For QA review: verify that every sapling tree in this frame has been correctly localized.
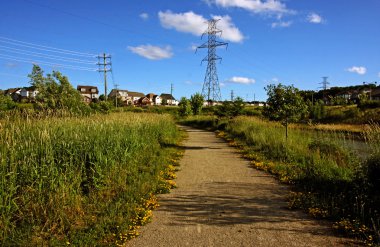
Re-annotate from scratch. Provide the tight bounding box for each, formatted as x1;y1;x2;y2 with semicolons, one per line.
263;83;308;139
29;64;84;111
190;93;204;115
178;97;192;117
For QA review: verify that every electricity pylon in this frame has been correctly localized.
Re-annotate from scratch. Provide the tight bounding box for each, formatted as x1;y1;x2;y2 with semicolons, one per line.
197;19;228;103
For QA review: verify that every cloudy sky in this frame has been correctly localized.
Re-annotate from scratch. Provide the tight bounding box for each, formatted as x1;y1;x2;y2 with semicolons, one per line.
0;0;379;101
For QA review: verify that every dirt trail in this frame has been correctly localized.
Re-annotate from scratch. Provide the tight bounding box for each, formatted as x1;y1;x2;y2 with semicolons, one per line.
128;126;356;247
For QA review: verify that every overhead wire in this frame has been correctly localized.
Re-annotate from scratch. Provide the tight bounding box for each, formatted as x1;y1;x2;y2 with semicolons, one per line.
0;45;97;65
0;36;97;57
0;54;97;71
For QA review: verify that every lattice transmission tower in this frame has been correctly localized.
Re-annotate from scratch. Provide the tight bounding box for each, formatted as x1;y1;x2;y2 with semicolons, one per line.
320;76;330;90
196;19;228;102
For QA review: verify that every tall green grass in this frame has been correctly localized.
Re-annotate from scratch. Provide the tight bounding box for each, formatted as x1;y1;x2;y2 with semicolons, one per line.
0;112;181;245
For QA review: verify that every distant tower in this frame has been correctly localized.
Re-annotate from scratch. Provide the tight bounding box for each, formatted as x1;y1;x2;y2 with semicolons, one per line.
320;76;330;90
231;90;234;101
320;76;330;104
197;19;228;103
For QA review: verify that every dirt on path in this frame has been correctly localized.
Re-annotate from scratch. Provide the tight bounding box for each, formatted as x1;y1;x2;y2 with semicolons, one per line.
128;126;357;247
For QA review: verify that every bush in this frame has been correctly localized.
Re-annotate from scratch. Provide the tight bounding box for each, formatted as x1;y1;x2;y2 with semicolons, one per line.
359;100;380;110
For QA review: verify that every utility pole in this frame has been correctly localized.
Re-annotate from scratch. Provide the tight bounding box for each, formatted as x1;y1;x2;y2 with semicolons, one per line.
171;83;174;96
196;19;228;104
97;53;112;101
231;90;234;101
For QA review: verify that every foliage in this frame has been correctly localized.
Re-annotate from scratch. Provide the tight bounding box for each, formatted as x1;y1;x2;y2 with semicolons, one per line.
215;97;245;118
28;64;86;112
178;97;192;117
263;83;308;138
0;94;16;111
0;112;182;246
358;100;380;110
190;93;204;115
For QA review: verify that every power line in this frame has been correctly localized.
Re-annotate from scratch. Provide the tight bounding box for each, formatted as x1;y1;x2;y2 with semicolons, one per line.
196;19;228;103
0;36;97;57
0;54;97;71
0;46;97;65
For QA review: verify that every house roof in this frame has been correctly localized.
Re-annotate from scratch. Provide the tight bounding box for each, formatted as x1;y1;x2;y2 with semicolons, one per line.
137;96;150;103
109;89;128;97
4;88;21;95
128;91;145;98
21;86;37;92
160;93;176;100
77;85;99;94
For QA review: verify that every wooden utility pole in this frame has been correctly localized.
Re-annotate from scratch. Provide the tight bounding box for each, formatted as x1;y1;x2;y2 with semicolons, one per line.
97;53;112;101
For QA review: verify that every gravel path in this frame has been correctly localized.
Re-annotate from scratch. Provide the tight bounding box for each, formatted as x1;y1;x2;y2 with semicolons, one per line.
128;126;357;247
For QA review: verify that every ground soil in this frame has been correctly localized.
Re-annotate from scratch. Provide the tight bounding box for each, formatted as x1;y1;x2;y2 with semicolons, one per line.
128;126;359;247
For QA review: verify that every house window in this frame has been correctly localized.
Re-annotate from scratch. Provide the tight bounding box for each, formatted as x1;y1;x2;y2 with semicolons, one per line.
91;88;96;92
81;88;86;92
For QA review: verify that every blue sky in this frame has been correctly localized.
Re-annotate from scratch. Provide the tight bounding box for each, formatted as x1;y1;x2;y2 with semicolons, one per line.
0;0;379;101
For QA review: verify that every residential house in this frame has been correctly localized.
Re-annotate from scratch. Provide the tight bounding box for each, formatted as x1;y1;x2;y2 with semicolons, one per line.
372;88;380;101
109;89;129;101
146;93;162;105
136;96;151;106
4;88;22;101
20;86;38;101
127;91;145;105
160;93;179;106
77;85;99;103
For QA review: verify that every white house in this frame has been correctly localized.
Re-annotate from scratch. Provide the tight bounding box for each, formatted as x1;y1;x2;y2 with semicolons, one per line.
20;87;38;99
146;93;162;105
77;85;99;103
109;89;129;101
160;94;179;106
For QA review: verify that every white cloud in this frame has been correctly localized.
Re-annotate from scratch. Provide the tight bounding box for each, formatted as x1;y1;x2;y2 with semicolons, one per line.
227;76;256;84
189;44;198;51
158;11;244;43
264;77;280;84
271;21;292;28
347;66;367;75
5;62;19;68
206;0;294;16
307;13;323;24
211;15;245;42
127;45;173;60
139;13;149;20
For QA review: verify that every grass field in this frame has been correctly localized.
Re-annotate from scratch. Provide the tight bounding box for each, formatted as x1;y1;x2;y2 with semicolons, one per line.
0;112;182;246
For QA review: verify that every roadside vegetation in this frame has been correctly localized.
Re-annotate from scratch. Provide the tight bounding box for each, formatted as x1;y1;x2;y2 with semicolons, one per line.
0;66;185;246
0;112;182;246
179;84;380;245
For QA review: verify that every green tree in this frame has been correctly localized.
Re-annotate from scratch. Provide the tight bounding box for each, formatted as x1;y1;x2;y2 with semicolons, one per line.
178;97;192;117
0;95;16;111
190;93;204;115
28;64;85;111
263;83;308;139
